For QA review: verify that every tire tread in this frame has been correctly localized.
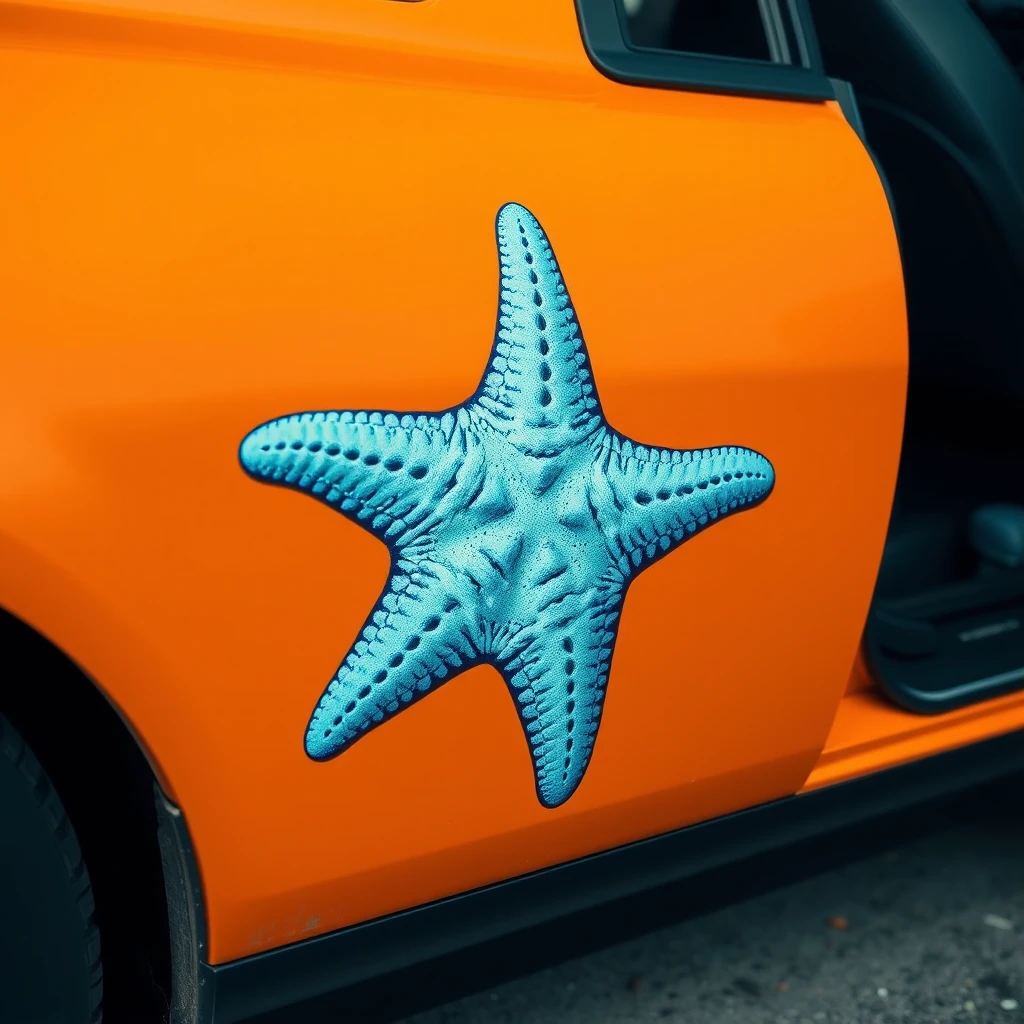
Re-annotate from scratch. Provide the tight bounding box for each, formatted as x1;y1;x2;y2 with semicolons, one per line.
0;714;104;1022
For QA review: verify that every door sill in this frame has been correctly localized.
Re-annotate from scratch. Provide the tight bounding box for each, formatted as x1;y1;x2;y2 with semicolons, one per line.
803;687;1024;791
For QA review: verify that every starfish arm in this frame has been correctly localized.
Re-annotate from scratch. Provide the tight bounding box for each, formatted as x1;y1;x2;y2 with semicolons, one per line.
239;409;460;544
598;437;775;577
472;203;603;455
499;577;625;808
305;562;480;759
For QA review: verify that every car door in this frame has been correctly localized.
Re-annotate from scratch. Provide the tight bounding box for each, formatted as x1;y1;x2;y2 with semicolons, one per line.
0;0;906;965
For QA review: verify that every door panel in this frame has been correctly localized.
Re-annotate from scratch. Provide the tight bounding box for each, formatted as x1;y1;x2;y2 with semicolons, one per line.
0;0;906;961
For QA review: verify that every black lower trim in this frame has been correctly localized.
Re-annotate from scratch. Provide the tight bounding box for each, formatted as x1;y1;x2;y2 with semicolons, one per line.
200;729;1024;1024
156;788;212;1024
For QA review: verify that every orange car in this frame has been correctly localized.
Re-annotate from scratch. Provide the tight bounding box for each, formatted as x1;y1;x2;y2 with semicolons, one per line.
2;0;1023;1021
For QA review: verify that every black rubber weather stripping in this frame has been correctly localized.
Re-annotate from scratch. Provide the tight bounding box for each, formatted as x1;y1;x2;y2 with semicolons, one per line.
573;0;835;101
200;728;1024;1024
156;787;213;1024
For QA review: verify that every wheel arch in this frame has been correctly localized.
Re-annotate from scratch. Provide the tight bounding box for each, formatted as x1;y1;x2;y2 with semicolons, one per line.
0;537;206;1021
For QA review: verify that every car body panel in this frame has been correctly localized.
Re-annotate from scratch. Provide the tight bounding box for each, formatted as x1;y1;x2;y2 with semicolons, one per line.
803;687;1024;791
0;0;907;962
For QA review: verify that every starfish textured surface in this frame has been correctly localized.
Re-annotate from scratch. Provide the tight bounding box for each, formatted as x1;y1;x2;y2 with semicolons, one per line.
239;203;775;808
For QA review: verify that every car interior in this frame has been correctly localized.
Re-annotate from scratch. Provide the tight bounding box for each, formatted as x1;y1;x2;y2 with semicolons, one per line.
622;0;1024;714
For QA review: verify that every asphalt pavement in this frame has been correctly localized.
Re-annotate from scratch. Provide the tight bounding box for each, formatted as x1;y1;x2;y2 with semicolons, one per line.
394;780;1024;1024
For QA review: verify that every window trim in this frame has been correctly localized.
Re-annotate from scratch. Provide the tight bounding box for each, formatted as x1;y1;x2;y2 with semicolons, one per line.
574;0;835;103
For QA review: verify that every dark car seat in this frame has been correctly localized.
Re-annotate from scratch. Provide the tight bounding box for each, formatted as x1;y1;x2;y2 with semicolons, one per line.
810;0;1024;402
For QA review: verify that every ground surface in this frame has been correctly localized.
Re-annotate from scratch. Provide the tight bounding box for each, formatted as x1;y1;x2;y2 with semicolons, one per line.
397;800;1023;1024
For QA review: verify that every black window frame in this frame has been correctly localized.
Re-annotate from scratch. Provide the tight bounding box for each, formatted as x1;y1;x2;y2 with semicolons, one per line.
574;0;835;102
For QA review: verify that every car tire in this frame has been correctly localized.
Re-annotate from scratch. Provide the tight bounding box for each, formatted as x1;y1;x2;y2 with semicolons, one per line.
0;713;103;1023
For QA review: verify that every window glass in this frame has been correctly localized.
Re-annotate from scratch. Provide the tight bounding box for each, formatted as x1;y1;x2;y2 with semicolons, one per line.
620;0;776;63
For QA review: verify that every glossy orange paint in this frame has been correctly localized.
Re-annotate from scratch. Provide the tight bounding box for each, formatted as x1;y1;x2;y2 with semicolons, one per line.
1;0;907;962
844;648;875;696
804;687;1024;792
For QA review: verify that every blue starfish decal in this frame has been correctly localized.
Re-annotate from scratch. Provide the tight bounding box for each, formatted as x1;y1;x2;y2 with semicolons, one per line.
239;203;774;808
